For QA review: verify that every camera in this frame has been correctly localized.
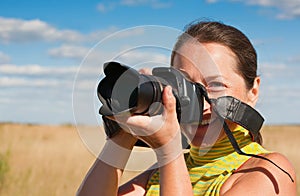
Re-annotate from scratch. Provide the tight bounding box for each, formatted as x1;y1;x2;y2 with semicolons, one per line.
97;61;209;124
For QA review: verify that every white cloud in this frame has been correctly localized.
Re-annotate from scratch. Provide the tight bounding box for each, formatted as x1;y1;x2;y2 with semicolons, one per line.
47;44;114;69
0;17;85;43
287;54;300;63
116;50;169;65
0;63;100;93
206;0;218;3
0;17;132;44
259;62;287;78
0;98;13;104
0;76;62;87
47;27;145;60
259;61;300;80
120;0;172;8
206;0;300;19
48;45;90;60
97;0;172;13
86;27;120;41
97;2;118;12
0;64;77;76
47;41;168;68
247;0;300;19
0;51;11;64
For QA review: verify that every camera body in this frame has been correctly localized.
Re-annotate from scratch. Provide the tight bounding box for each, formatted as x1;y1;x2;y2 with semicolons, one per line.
97;61;207;124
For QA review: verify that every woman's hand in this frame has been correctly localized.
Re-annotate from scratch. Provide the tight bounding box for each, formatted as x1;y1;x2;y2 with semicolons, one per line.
114;85;181;149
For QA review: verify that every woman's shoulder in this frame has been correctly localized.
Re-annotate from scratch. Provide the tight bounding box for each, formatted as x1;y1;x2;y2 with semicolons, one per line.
220;152;297;196
241;152;296;186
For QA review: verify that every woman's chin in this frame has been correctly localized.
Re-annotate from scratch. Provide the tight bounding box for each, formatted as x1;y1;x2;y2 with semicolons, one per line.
189;119;224;147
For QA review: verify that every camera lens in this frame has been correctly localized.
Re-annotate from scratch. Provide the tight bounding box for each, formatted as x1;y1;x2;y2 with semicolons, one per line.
97;62;164;116
135;75;164;115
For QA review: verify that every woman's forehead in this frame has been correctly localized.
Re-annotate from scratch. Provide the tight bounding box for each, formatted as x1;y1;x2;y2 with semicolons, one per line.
172;42;238;81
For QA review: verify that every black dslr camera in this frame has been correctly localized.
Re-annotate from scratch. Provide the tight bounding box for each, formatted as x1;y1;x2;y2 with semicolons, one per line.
97;61;209;125
97;61;264;139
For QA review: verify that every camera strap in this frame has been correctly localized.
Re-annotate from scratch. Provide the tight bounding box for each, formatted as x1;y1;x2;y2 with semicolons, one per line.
210;96;263;140
211;96;294;182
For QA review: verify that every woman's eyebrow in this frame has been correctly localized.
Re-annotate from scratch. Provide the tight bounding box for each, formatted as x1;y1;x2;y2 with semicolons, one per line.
204;75;224;81
178;68;224;81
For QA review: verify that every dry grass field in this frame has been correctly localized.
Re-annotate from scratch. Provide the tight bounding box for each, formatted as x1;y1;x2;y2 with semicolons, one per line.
0;123;299;195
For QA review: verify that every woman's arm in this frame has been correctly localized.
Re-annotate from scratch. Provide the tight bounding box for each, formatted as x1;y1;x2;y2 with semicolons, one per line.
77;158;122;196
118;169;155;196
159;153;193;195
77;131;137;196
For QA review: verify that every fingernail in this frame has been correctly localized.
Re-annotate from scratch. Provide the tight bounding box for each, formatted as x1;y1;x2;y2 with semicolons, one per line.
167;86;172;96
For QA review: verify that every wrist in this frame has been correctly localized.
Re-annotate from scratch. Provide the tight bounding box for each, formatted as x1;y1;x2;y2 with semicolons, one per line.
98;138;134;169
111;130;137;149
153;129;183;167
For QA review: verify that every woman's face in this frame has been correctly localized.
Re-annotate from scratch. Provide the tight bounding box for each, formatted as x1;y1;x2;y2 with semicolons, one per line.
172;42;260;146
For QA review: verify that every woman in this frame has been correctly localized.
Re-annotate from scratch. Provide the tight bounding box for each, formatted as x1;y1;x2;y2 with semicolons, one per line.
77;21;296;195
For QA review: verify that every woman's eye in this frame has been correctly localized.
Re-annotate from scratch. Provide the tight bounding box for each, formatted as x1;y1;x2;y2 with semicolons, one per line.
207;82;226;91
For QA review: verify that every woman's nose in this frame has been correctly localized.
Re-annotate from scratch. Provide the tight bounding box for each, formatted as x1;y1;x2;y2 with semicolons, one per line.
203;98;211;111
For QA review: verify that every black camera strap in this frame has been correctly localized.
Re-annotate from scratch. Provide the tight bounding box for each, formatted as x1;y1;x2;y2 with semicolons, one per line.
211;96;263;140
210;96;294;182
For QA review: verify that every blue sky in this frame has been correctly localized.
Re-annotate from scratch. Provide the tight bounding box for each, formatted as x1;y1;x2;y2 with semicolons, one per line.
0;0;300;125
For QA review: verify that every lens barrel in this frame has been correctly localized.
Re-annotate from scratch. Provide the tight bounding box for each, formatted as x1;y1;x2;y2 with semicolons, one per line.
97;62;164;116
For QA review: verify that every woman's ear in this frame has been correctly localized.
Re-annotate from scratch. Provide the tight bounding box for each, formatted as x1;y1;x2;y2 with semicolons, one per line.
247;77;260;107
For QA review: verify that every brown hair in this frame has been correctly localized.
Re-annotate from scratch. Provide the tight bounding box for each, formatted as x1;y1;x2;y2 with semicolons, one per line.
171;20;262;144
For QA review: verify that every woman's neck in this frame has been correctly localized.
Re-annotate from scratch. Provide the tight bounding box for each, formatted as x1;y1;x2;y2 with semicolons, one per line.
188;125;252;166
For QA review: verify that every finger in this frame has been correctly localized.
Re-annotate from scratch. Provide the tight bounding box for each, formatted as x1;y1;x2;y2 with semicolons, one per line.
126;115;151;128
125;114;167;137
139;67;152;75
162;85;176;114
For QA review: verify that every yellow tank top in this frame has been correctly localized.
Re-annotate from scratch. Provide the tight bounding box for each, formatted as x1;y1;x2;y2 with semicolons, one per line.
146;126;269;196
